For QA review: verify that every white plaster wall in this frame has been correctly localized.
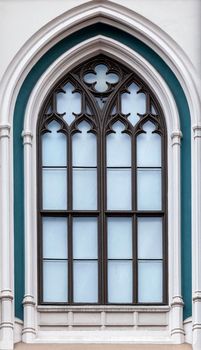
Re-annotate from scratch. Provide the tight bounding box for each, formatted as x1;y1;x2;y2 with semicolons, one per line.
0;0;200;81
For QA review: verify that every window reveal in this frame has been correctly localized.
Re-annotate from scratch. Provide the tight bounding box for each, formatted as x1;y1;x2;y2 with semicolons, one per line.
37;55;167;305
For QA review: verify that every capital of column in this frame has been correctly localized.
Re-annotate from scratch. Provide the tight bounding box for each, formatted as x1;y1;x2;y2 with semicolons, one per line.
0;289;13;301
171;295;184;308
22;294;35;306
193;125;201;139
171;131;182;146
0;123;11;139
193;291;201;303
22;130;33;146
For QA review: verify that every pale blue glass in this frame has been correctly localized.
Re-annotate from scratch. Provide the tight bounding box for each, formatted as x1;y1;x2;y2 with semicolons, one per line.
137;169;161;210
107;169;131;210
73;168;97;210
42;168;67;210
138;261;163;302
107;217;132;259
43;261;67;302
57;82;81;124
84;64;119;93
73;217;98;259
121;83;146;126
42;120;67;166
107;121;131;167
137;121;161;167
108;261;132;303
138;217;162;259
72;120;97;166
43;217;67;259
73;261;98;302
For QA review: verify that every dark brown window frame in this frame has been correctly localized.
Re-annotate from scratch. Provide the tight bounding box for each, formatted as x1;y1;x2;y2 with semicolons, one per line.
37;54;168;306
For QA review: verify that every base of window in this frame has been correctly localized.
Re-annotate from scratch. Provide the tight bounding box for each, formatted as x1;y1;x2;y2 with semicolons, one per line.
14;307;192;346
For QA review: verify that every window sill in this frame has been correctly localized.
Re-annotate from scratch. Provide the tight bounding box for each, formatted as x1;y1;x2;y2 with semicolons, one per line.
37;304;170;313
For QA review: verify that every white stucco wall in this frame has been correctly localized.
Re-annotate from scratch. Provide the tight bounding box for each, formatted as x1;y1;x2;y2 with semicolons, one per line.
0;0;200;81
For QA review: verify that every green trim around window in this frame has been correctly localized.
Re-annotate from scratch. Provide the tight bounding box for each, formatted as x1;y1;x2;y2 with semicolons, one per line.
14;23;191;320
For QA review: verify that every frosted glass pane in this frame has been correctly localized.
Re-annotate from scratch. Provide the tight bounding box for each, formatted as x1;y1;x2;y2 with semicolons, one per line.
42;121;67;166
107;169;131;210
73;168;97;210
73;261;98;302
43;217;67;259
138;217;162;259
137;121;161;167
107;121;131;166
43;261;67;302
108;261;132;303
138;261;163;302
108;217;132;259
137;169;161;210
73;217;98;259
57;82;81;124
121;83;146;126
72;121;97;166
42;168;67;210
151;104;157;114
84;64;119;93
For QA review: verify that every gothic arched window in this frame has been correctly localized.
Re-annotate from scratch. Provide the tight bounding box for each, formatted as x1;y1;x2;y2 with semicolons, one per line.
37;55;167;305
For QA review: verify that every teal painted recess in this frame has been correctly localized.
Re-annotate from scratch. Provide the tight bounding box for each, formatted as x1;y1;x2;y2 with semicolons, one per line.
14;23;191;321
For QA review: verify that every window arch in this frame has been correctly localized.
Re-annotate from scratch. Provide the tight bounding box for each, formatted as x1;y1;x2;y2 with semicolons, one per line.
37;54;167;305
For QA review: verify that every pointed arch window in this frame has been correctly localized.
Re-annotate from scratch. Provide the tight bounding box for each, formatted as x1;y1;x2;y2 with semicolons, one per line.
38;55;167;305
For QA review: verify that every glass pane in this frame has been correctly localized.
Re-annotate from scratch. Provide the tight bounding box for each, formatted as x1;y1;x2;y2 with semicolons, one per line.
72;121;97;166
56;82;81;124
108;261;132;303
138;261;163;303
151;104;157;114
107;169;131;210
73;261;98;302
107;121;131;167
84;64;119;93
73;217;98;259
107;217;132;259
73;168;97;210
43;217;67;259
42;121;67;166
43;261;67;302
137;121;161;167
138;217;162;259
121;83;146;126
42;168;67;210
137;169;161;210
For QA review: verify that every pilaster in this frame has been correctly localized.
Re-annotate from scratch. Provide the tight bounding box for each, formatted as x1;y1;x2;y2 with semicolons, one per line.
192;126;201;350
170;131;184;343
0;124;14;349
21;131;36;342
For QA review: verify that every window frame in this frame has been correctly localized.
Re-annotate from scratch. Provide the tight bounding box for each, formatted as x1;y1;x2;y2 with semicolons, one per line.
37;55;168;306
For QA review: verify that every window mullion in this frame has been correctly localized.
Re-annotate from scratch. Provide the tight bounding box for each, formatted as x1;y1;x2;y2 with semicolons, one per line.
101;126;107;304
133;133;137;304
68;132;73;304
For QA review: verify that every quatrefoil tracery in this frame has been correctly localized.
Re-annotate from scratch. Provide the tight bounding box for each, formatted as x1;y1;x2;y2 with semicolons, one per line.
40;56;162;134
84;64;119;93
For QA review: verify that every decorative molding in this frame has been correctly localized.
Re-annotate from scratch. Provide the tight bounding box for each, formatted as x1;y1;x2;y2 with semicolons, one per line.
22;131;33;146
0;0;200;127
171;296;184;308
0;123;11;138
171;131;183;146
22;36;183;344
0;0;199;347
193;125;201;139
0;289;14;301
